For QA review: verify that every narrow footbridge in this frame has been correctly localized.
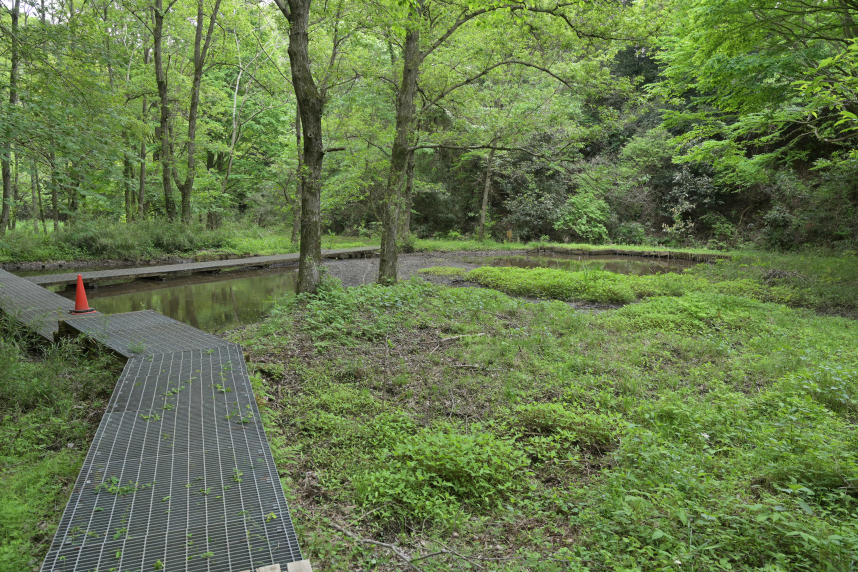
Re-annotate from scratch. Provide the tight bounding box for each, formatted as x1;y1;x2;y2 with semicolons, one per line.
0;267;313;572
28;247;378;288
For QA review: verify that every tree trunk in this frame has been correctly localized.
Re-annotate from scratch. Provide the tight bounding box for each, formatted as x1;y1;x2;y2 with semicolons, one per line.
478;147;495;241
50;153;59;232
152;0;176;221
68;164;79;226
11;150;19;230
35;165;46;233
291;103;302;244
398;148;415;243
139;49;149;220
30;163;38;233
277;0;325;294
175;0;222;223
1;0;20;236
206;210;219;230
124;133;134;222
139;136;147;219
842;1;858;39
378;28;420;284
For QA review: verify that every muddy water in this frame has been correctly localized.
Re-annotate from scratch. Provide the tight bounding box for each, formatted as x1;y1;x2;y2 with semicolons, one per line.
479;253;697;275
54;267;298;333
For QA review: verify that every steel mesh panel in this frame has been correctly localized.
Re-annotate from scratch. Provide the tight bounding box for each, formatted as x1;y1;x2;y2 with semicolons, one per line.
0;268;75;339
41;348;303;572
62;311;234;357
28;246;378;286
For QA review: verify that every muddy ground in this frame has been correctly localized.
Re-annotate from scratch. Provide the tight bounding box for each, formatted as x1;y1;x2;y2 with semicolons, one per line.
324;251;620;312
323;250;521;287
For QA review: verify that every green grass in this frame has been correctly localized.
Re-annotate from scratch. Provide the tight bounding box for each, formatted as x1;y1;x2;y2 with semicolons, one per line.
461;254;857;313
230;269;858;571
0;330;118;571
463;265;822;307
412;238;527;252
696;250;858;312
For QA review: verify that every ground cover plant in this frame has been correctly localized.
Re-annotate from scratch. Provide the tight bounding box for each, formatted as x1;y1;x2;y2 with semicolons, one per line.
0;326;118;571
417;266;469;277
230;254;858;571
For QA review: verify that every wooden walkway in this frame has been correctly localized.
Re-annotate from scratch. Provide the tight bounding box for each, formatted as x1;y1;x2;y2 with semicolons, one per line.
0;268;312;572
28;246;378;288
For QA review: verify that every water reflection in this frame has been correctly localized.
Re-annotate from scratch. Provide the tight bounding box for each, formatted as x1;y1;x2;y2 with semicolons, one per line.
481;254;697;275
55;267;298;333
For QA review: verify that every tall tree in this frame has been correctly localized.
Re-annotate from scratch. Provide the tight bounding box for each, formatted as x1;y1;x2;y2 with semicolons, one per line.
378;25;419;283
375;0;632;283
272;0;324;293
173;0;222;223
1;0;20;235
272;0;356;292
152;0;178;220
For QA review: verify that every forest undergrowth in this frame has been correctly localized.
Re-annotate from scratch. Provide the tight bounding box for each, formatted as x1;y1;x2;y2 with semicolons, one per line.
0;221;371;264
2;251;857;571
0;220;738;265
0;325;119;572
228;251;858;571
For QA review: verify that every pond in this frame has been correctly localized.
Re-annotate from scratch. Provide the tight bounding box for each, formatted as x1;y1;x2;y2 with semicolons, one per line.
10;252;697;335
52;266;297;334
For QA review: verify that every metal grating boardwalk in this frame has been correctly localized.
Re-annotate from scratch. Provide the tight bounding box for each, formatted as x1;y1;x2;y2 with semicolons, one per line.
0;268;311;572
59;311;235;358
0;268;75;339
40;346;304;572
28;247;378;287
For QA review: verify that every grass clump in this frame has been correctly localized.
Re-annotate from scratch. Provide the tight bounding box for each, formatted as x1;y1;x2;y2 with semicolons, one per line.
467;266;637;303
417;266;468;277
509;403;621;454
466;264;837;312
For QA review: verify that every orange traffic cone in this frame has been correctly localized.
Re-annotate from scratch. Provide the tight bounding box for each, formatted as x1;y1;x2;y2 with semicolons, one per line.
69;274;96;314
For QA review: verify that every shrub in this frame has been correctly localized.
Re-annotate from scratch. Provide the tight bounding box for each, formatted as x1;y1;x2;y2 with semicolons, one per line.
612;221;647;245
607;292;784;333
554;192;611;243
